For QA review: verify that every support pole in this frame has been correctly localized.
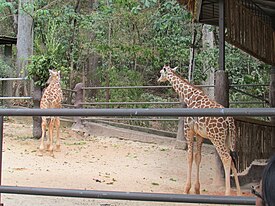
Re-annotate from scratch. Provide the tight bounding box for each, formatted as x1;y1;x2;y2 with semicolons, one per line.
214;0;228;187
0;116;3;206
269;66;275;151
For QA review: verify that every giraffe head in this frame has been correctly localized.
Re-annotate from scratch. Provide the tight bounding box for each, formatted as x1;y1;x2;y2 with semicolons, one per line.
157;65;178;82
46;69;61;84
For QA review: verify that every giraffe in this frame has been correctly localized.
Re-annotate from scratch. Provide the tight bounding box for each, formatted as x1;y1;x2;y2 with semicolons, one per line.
38;69;63;157
158;65;241;196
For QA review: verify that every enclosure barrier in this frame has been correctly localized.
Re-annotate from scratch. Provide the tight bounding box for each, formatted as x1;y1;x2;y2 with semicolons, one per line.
0;108;274;116
0;107;272;205
0;185;255;205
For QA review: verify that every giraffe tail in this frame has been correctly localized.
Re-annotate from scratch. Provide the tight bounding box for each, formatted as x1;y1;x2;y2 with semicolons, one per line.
230;150;238;169
228;118;238;168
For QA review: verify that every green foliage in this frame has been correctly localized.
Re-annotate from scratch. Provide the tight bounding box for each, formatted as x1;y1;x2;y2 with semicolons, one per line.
0;57;13;78
27;54;67;87
95;66;144;104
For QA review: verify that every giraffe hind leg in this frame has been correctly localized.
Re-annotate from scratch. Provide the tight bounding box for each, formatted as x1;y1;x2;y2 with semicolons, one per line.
194;135;203;194
48;118;55;157
55;117;61;152
231;161;241;195
184;129;194;194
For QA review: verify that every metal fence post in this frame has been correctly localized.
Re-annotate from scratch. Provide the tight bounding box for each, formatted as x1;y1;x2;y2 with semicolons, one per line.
0;116;3;206
269;66;275;151
72;83;84;131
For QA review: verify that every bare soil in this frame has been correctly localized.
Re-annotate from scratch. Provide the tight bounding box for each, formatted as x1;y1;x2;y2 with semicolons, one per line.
1;117;252;206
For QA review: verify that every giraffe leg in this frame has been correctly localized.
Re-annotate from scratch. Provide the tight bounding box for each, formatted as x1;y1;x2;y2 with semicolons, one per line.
194;136;203;194
48;118;55;157
55;117;61;152
214;145;232;196
38;118;47;156
231;161;241;195
222;156;232;196
184;129;194;194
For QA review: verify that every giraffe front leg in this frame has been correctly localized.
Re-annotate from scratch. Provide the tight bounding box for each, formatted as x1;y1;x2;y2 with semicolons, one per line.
184;130;194;194
55;117;61;152
38;119;47;156
48;119;55;157
194;136;203;194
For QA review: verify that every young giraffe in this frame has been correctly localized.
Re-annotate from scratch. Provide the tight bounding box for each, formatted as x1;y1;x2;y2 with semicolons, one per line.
38;69;63;157
158;65;241;196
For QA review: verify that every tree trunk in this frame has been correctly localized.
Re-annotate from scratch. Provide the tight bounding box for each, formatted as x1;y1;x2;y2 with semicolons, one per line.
188;24;196;82
16;0;33;96
201;24;215;100
32;84;42;139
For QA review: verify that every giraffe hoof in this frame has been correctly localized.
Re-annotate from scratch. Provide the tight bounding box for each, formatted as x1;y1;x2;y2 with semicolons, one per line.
38;152;43;157
56;145;61;152
195;189;200;194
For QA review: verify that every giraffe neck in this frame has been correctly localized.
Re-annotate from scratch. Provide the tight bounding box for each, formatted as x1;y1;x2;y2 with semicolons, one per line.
48;80;61;89
167;71;204;107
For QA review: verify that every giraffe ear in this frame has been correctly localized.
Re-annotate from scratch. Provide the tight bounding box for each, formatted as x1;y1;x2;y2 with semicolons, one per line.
172;66;178;71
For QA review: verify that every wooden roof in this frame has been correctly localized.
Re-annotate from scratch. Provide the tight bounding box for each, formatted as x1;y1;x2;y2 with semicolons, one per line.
0;36;17;45
178;0;275;65
178;0;275;29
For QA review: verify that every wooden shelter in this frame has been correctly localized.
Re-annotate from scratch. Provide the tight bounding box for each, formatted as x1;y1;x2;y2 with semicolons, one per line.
0;36;17;59
177;0;275;184
178;0;275;65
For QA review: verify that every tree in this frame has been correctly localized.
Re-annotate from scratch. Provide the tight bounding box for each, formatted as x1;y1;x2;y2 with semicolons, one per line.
15;0;33;96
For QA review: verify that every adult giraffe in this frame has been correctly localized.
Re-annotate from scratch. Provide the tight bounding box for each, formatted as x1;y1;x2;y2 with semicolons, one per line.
38;69;63;157
158;65;241;196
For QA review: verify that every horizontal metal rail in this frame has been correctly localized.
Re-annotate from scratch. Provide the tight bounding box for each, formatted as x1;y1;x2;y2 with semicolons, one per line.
80;101;266;106
0;77;27;81
82;84;269;90
83;85;172;89
0;108;275;116
0;185;255;205
0;97;32;100
80;101;181;105
82;117;179;121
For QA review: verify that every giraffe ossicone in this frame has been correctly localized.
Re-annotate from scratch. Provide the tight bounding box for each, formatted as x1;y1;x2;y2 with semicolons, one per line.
38;69;63;157
158;65;241;196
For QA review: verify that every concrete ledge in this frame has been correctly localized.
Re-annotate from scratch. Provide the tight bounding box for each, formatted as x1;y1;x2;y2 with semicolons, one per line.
82;121;177;146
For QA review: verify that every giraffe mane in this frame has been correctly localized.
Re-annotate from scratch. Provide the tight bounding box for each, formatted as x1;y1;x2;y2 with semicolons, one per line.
170;70;205;94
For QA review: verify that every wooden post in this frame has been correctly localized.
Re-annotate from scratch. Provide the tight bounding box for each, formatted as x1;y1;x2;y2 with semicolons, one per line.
213;0;228;187
175;99;187;150
72;83;84;131
3;45;13;107
269;66;275;151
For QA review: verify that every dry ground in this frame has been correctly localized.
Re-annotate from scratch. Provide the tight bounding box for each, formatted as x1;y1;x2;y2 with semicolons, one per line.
1;117;252;206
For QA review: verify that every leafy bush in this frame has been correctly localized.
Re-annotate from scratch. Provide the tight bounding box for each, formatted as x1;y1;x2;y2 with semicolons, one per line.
0;57;13;78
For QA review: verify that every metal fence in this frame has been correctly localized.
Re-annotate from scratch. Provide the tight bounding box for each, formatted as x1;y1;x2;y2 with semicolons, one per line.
0;107;272;205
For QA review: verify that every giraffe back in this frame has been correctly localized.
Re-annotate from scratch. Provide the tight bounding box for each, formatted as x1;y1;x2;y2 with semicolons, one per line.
40;70;63;109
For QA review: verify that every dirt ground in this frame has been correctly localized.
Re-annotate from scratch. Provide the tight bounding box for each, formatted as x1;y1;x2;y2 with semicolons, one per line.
1;117;252;206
